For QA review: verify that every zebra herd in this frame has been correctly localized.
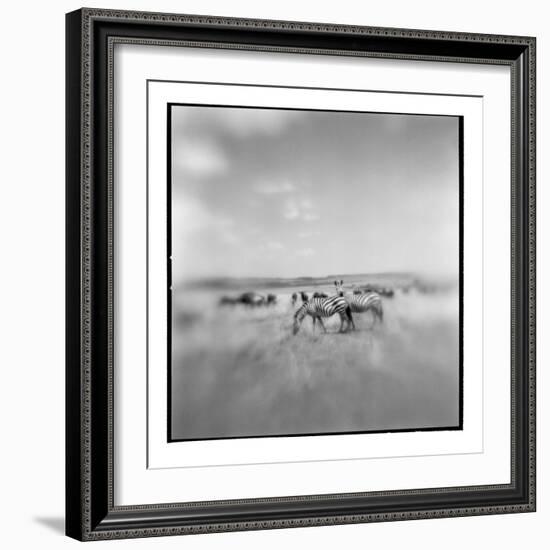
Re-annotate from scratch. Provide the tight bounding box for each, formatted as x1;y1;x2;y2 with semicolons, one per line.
218;279;386;336
292;280;384;335
219;291;277;307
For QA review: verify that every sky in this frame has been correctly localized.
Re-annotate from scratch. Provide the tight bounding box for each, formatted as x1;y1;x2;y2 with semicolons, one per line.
170;105;460;282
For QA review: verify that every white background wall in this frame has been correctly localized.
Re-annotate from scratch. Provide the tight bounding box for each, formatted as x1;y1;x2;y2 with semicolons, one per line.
0;0;545;548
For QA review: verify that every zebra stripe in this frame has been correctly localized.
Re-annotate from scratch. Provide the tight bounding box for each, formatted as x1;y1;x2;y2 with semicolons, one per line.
293;296;353;334
297;296;348;318
346;292;383;322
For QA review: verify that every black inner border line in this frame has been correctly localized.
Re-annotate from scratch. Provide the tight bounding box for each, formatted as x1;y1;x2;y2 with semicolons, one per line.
163;95;465;444
166;102;173;450
458;115;464;439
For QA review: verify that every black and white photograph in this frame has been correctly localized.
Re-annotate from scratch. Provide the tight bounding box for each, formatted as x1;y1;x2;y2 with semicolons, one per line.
169;104;462;441
61;5;536;543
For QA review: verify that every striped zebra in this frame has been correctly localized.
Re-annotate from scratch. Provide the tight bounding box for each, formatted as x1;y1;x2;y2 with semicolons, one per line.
292;296;354;335
334;281;383;327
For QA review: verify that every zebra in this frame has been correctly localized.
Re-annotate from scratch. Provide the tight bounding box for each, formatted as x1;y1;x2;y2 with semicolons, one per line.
334;279;345;297
300;291;309;303
291;292;298;306
334;281;383;327
293;296;354;335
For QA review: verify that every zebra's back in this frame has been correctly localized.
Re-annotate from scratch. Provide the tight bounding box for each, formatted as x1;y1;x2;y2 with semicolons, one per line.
308;296;349;317
348;292;382;313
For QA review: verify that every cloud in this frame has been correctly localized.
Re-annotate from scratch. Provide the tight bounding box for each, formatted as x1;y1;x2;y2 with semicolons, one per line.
283;200;300;220
172;195;238;244
172;106;304;141
174;140;227;178
298;230;320;238
253;180;296;195
295;248;315;257
302;212;320;222
283;198;320;222
255;241;286;263
208;109;303;138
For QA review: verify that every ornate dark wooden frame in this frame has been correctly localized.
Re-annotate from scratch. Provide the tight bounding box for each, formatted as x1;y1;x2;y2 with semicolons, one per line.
65;7;536;541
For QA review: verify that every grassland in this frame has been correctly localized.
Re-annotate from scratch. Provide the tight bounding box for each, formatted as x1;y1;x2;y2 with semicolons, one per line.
170;276;460;440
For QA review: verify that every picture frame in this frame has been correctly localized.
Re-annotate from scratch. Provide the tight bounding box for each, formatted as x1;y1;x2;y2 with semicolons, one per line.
65;7;536;541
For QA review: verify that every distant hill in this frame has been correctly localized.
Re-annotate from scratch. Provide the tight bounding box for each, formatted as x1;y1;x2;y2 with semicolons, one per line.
181;272;421;292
